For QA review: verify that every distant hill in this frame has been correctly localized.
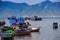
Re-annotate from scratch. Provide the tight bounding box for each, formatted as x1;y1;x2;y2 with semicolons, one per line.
0;1;60;18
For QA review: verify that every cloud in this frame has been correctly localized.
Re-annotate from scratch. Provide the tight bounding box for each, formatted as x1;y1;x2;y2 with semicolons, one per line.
2;0;45;5
50;0;60;2
2;0;60;5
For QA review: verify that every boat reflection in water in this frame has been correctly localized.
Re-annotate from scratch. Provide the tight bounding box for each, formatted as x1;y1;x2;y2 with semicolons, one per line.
14;35;31;40
14;32;40;40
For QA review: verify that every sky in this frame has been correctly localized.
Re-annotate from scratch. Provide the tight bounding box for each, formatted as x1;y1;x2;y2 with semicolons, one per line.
2;0;60;5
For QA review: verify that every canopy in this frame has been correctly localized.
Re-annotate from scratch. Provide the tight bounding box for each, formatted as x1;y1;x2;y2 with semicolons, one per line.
9;19;16;23
17;17;25;24
8;16;16;19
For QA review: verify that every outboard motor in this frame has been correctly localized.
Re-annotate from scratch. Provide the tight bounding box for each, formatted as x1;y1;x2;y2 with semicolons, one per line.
53;22;58;29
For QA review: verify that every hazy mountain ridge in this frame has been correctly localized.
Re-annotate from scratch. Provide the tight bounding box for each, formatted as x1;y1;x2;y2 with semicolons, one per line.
0;1;60;17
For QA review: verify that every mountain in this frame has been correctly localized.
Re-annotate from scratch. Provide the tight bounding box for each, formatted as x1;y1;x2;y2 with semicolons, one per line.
0;1;29;17
0;1;60;18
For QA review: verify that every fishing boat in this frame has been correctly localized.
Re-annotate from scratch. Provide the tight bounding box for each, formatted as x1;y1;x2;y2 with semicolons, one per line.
34;16;42;21
14;29;30;36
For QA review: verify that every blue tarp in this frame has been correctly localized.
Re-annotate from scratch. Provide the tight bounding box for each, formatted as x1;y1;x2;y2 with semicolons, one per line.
15;30;25;32
17;17;25;24
9;19;16;23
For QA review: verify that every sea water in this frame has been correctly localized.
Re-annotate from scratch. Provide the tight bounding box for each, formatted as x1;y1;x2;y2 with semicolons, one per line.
0;18;60;40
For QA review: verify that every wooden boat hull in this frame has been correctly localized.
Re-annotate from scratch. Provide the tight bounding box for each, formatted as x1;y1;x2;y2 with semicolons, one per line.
14;32;30;36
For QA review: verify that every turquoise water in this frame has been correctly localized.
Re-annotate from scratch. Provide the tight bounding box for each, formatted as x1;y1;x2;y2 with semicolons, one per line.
14;18;60;40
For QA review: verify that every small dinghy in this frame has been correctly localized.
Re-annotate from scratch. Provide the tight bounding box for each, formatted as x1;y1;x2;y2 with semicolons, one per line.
28;27;40;32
